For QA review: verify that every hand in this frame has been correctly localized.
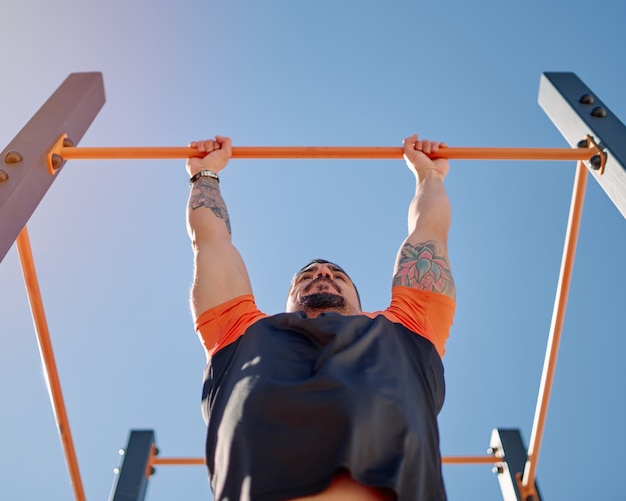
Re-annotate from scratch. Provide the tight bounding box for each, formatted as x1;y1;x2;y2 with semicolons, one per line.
403;134;449;180
186;135;232;176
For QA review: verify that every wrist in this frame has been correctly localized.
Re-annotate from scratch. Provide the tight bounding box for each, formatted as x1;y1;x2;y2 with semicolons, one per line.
416;168;446;183
189;170;220;186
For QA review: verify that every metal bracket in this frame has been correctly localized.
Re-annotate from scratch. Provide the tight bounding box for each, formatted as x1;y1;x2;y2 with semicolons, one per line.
46;133;75;175
578;134;607;174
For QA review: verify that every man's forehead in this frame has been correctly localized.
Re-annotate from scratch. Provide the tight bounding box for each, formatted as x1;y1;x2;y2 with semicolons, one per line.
296;260;349;276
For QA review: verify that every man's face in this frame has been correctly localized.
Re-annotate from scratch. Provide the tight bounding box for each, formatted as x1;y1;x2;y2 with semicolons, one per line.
286;261;361;317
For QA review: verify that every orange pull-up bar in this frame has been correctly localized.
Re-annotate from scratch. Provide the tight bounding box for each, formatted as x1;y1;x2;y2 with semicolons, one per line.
56;145;598;161
48;134;605;171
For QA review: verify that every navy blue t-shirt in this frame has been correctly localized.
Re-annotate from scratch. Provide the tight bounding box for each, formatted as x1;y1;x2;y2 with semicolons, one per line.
202;311;447;501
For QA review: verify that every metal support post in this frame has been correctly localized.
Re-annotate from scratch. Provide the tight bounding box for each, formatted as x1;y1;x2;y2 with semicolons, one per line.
490;429;542;501
109;430;156;501
0;72;105;263
17;226;87;501
539;72;626;219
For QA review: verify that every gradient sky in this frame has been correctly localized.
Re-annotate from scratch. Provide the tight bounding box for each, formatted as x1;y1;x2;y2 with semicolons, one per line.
1;1;626;500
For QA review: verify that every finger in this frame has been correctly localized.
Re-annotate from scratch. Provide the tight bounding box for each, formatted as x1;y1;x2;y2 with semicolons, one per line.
211;137;225;151
431;142;439;153
422;140;432;154
415;139;423;151
216;135;232;156
440;142;448;148
403;134;418;146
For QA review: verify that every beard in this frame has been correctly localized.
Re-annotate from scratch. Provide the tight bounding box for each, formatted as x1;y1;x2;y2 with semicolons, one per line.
298;292;346;311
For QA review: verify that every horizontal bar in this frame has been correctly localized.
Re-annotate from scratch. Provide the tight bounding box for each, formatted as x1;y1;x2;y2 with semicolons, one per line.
151;457;205;466
442;455;502;465
150;455;500;467
57;145;597;162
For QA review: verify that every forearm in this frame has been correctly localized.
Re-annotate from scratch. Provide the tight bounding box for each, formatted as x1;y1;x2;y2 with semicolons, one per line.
393;173;455;298
186;177;253;316
187;177;232;246
407;173;451;241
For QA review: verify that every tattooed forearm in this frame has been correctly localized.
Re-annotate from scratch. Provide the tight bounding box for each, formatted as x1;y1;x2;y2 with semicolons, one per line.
189;177;232;234
393;240;455;297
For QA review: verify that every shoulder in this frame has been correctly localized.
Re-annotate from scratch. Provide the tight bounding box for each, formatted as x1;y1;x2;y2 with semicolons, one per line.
364;287;455;357
196;295;267;357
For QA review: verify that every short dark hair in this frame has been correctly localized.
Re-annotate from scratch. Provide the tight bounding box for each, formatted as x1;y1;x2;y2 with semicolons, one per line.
292;259;362;309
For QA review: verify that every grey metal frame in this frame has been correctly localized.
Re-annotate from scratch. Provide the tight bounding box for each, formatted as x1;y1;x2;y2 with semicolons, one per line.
490;428;542;501
109;430;156;501
539;72;626;219
0;72;105;263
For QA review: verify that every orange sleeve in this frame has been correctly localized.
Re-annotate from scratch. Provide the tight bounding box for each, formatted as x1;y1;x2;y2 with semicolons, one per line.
195;295;267;357
364;286;455;358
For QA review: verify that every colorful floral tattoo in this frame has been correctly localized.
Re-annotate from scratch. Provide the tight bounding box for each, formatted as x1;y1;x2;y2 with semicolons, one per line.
393;240;455;296
189;177;231;234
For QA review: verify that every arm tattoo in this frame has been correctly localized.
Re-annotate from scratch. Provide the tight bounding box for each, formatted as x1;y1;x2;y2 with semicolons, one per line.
393;240;455;296
189;177;231;234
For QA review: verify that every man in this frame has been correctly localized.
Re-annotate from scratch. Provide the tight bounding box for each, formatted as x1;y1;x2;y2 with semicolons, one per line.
186;134;455;500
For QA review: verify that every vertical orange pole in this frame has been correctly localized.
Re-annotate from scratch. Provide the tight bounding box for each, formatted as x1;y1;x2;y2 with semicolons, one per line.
522;161;589;493
16;227;86;501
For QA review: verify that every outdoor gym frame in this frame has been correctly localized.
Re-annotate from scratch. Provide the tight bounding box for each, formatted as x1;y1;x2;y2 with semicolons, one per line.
2;71;624;501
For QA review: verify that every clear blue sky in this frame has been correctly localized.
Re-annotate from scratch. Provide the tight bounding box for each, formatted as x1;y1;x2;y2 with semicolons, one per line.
1;1;626;500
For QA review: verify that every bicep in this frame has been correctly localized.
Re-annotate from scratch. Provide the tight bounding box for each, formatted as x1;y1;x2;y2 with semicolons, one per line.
191;239;253;319
392;238;456;300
